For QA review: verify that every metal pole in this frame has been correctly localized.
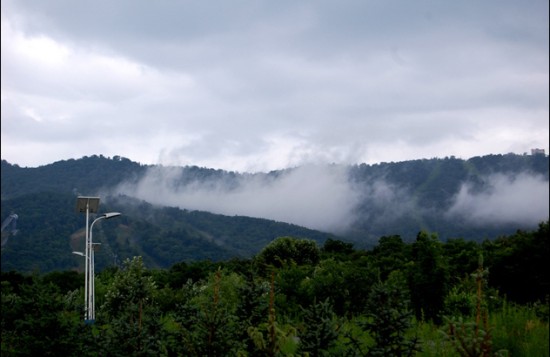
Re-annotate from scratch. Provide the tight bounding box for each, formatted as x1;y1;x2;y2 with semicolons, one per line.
76;197;102;323
89;217;104;322
92;245;95;321
88;210;94;322
89;220;96;322
84;201;89;321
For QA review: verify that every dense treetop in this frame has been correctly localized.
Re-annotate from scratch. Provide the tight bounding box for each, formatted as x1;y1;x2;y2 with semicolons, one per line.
1;221;548;356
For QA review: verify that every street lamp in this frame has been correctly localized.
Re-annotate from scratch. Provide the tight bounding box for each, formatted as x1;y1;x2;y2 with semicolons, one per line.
75;196;120;322
76;197;99;322
89;212;120;321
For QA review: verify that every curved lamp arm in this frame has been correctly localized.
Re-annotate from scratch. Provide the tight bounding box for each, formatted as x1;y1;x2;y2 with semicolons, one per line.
90;212;121;243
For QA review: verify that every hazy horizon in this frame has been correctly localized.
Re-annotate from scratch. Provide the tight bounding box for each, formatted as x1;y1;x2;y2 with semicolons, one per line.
2;150;548;172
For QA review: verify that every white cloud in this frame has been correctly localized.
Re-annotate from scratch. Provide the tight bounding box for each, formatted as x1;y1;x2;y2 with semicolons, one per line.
447;173;550;226
109;159;549;233
115;164;361;232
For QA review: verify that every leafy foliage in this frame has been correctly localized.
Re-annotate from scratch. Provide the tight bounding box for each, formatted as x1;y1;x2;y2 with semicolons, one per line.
440;315;508;357
173;269;244;357
408;231;449;323
486;221;550;304
439;255;509;357
236;267;271;357
97;256;169;356
1;280;91;356
247;271;304;357
303;258;378;316
1;221;549;357
259;236;321;268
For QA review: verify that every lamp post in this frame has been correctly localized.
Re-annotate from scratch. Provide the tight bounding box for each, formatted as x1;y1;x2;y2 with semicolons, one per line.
76;197;99;322
89;212;120;321
75;196;120;322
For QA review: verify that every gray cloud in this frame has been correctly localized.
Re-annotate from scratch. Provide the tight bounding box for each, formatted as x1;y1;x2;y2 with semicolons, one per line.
1;0;548;171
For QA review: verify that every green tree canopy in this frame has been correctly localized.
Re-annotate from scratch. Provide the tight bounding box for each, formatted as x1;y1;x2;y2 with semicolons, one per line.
258;236;320;267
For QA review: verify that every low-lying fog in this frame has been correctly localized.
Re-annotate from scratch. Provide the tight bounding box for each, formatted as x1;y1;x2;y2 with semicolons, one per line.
114;165;549;233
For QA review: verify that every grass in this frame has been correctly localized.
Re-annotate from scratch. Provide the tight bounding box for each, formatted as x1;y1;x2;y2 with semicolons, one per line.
489;303;549;357
411;319;459;357
412;304;549;357
317;303;549;357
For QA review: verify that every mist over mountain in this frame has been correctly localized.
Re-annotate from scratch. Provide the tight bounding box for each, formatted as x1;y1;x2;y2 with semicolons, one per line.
113;153;549;240
447;173;549;227
2;152;549;240
114;164;360;233
1;152;548;273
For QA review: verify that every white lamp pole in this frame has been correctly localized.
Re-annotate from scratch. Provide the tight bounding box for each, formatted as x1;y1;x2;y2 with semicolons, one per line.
88;212;120;322
76;197;120;323
89;243;100;321
84;203;89;321
76;197;99;322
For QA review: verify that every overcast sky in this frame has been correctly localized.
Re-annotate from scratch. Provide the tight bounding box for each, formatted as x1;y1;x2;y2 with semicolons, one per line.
1;0;548;172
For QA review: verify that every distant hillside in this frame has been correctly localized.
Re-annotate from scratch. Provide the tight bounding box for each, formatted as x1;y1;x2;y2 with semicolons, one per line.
1;152;548;274
347;153;549;241
0;192;343;273
1;155;146;199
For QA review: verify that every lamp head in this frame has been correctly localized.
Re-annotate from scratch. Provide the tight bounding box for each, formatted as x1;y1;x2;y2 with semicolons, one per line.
102;212;121;220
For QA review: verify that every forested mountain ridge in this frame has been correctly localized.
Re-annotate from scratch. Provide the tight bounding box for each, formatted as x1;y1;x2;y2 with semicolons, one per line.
1;152;548;274
0;191;343;273
347;153;549;241
2;153;548;201
1;155;146;199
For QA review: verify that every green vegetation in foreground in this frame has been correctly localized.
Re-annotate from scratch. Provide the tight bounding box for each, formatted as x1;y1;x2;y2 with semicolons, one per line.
1;222;548;356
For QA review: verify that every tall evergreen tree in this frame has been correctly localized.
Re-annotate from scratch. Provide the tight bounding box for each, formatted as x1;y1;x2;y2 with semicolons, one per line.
344;282;422;357
407;231;449;323
296;298;343;357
